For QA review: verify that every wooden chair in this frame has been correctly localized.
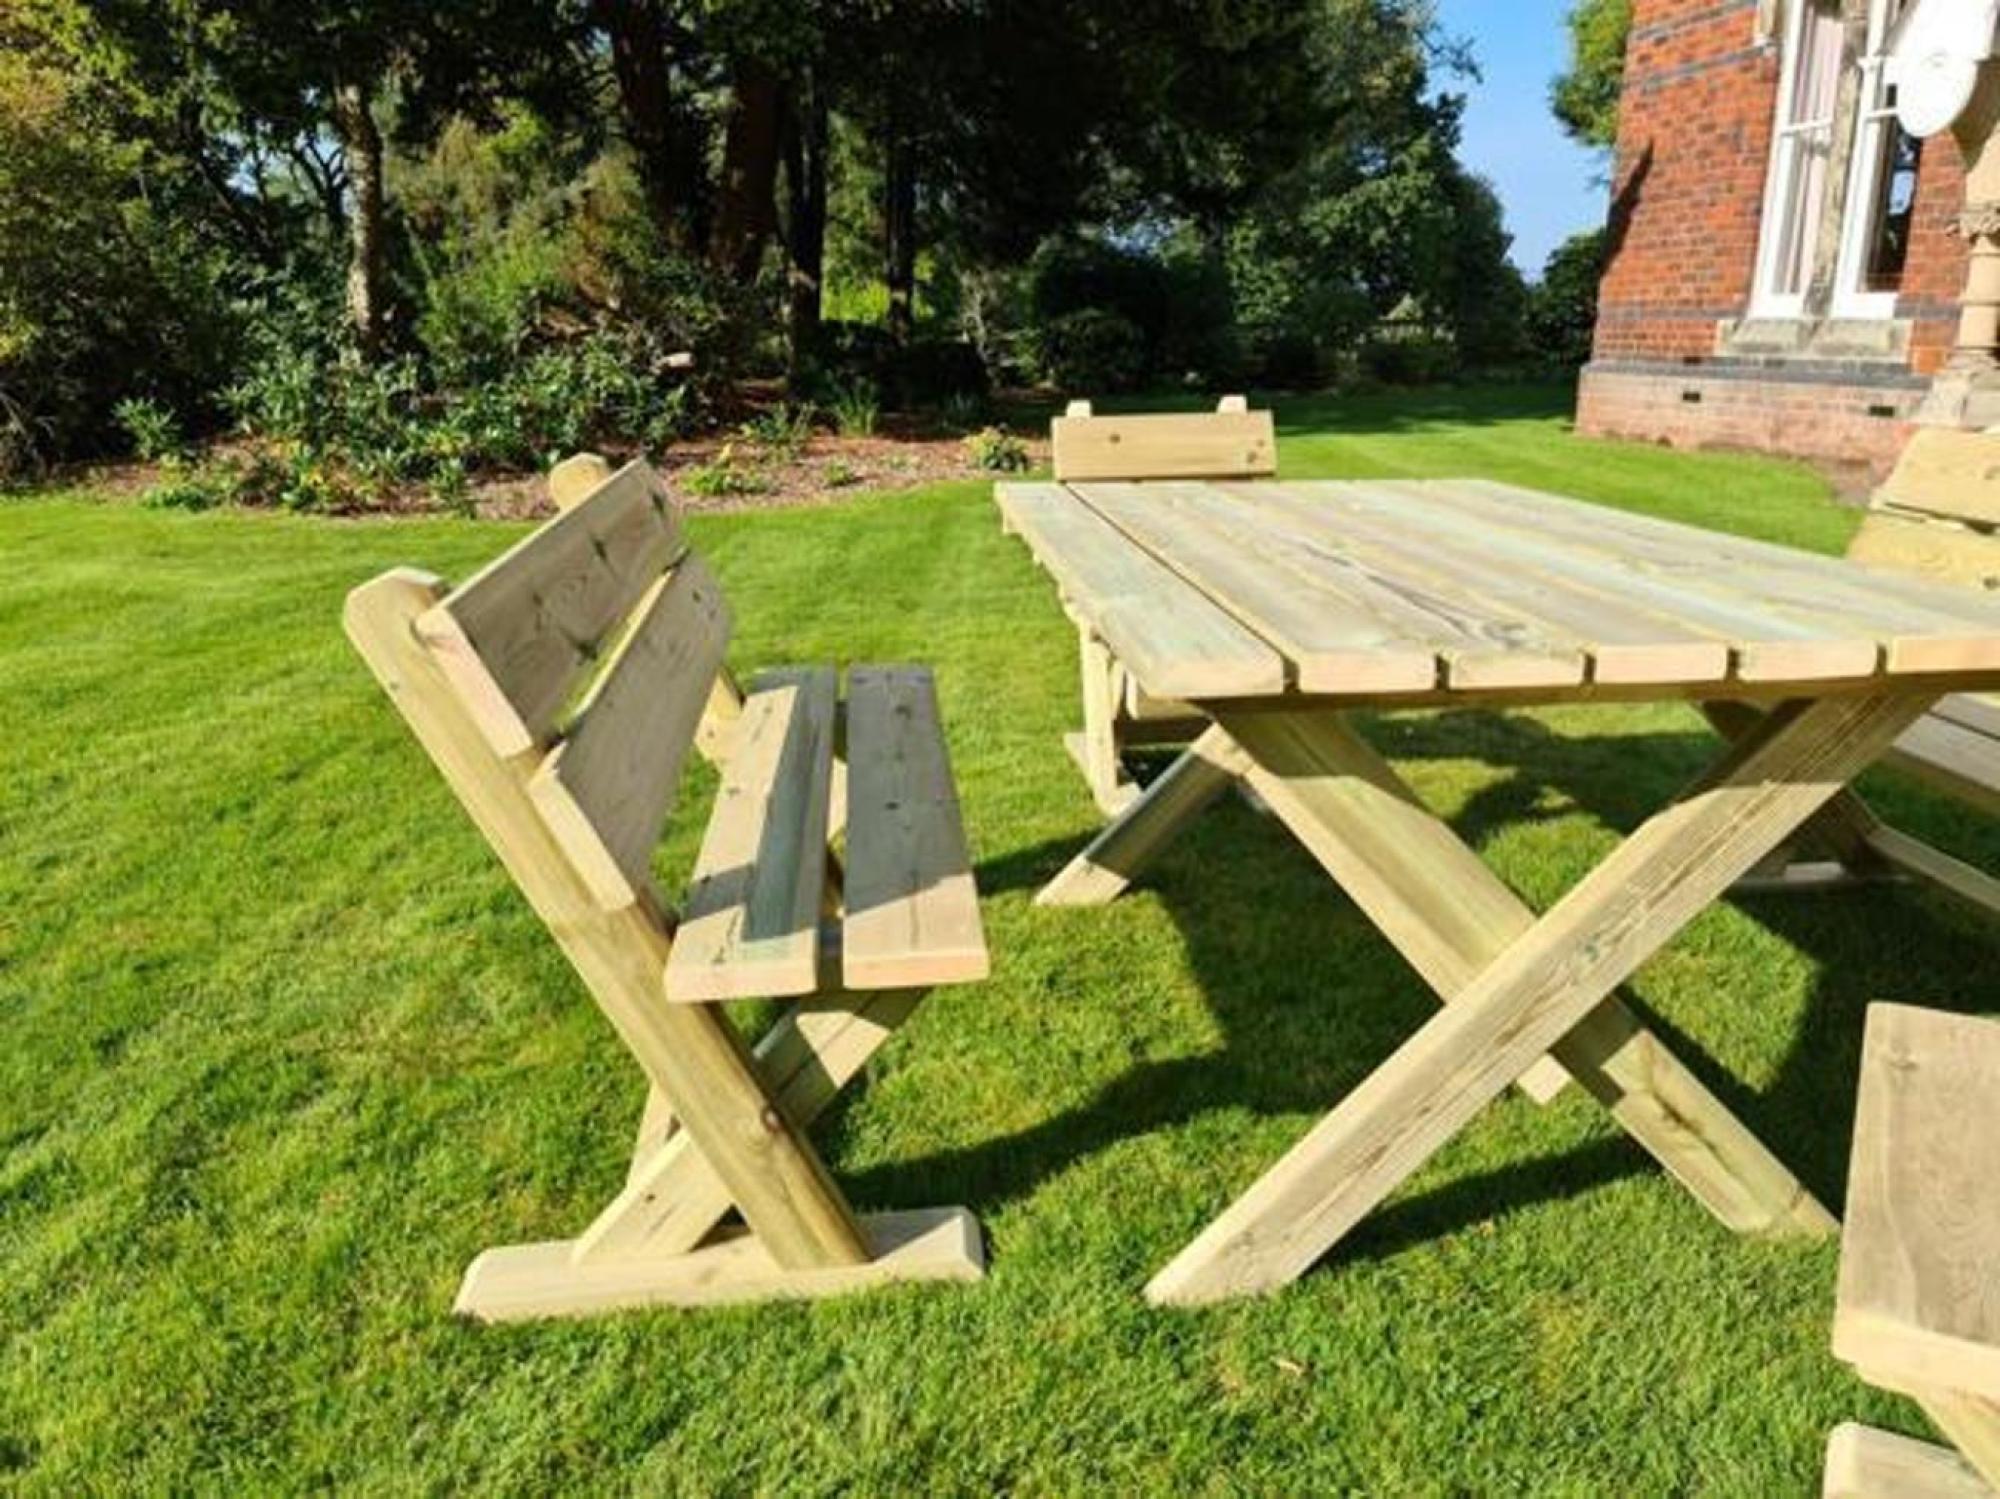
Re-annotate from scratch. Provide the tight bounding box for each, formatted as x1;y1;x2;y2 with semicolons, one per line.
1048;396;1276;813
1825;1003;2000;1497
344;457;989;1321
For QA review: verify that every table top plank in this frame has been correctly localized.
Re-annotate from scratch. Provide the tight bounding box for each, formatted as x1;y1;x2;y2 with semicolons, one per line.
1219;481;1735;689
995;477;2000;705
995;483;1287;699
1437;479;2000;677
1340;480;1894;682
1064;482;1444;694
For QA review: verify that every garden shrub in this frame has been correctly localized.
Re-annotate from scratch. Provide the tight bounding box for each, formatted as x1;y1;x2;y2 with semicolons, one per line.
963;426;1029;473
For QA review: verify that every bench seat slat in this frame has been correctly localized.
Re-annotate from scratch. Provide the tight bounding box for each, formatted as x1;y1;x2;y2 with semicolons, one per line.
1884;712;2000;820
665;667;836;1003
1835;1004;2000;1404
841;666;989;992
529;555;731;908
421;462;685;755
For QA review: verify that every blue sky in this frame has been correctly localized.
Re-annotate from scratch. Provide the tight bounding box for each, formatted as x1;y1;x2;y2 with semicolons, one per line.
1434;0;1609;277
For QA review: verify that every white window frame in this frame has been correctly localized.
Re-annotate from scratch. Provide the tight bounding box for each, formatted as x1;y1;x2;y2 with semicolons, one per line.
1830;0;1913;319
1752;0;1847;318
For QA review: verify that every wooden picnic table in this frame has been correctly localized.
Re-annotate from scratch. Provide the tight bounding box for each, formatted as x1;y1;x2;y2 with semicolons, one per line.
995;475;2000;1307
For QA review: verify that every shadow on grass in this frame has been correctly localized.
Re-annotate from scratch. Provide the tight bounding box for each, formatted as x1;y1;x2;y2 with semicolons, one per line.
846;706;2000;1276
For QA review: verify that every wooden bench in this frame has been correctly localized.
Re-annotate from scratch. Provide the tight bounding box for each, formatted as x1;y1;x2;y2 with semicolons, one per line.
1046;397;1274;813
345;456;989;1321
1853;431;2000;825
1826;1003;2000;1496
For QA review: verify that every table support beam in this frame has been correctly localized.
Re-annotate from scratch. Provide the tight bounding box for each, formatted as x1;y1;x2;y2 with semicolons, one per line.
1217;706;1837;1231
1147;689;1936;1305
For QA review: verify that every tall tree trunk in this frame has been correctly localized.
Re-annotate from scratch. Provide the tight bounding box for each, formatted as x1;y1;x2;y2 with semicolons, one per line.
595;0;702;255
782;74;829;375
883;130;917;346
332;76;385;357
711;58;785;284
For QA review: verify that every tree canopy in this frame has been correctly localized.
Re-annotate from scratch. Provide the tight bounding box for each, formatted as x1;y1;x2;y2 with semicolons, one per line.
0;0;1572;491
1552;0;1631;151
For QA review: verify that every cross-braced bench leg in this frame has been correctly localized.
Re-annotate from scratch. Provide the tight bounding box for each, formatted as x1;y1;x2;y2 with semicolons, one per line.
1707;701;2000;919
1144;690;1936;1305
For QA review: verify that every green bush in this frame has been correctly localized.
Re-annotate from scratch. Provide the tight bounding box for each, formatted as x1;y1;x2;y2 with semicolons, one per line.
1036;309;1146;395
963;425;1030;473
113;397;187;463
826;377;880;437
0;55;240;478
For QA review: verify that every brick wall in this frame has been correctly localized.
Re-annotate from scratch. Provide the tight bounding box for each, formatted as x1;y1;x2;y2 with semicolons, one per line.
1575;365;1925;477
1594;0;1780;363
1579;0;1969;466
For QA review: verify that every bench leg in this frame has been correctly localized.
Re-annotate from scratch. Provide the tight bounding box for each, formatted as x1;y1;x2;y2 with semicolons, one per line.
1707;703;2000;918
1145;691;1933;1306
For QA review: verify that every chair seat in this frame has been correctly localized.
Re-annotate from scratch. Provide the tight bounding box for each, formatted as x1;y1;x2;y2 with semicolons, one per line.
664;665;987;1003
1834;1004;2000;1405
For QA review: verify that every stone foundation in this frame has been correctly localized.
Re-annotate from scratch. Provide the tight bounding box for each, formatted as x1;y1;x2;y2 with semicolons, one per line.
1576;361;1930;481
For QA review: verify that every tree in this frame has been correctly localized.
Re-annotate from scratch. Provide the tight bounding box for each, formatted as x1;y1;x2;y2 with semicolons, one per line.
1527;227;1606;369
76;0;585;353
1552;0;1631;151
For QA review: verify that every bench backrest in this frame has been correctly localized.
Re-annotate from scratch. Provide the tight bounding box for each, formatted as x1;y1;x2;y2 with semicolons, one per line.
1051;396;1276;483
1852;429;2000;593
355;459;728;913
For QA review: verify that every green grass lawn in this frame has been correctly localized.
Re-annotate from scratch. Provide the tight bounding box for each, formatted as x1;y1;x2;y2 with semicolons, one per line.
5;383;1997;1494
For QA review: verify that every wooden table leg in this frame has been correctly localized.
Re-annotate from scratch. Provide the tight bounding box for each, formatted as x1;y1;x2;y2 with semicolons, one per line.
1064;624;1141;816
1219;707;1842;1203
1146;690;1937;1306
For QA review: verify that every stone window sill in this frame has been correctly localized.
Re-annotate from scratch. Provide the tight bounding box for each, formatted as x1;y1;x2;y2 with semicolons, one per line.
1715;316;1912;364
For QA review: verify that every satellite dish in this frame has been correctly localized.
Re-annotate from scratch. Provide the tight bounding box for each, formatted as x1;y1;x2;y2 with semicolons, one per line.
1896;48;1983;136
1886;0;2000;136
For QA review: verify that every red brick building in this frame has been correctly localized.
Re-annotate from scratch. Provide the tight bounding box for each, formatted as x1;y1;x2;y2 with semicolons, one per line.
1576;0;1970;475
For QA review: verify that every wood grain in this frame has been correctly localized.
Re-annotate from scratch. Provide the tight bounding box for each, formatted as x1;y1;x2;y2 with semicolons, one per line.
528;555;731;908
1836;1004;2000;1403
841;666;989;991
665;667;838;1003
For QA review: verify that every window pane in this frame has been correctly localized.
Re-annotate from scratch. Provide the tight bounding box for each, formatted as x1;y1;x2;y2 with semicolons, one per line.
1863;129;1922;293
1762;3;1846;302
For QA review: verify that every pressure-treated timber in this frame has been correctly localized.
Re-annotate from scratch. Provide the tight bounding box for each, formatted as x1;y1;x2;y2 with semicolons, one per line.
419;461;687;755
347;571;869;1275
1823;1423;1993;1499
528;555;731;907
457;1206;985;1322
1216;706;1833;1236
1144;689;1934;1305
1052;399;1276;483
840;666;989;991
577;989;926;1263
1878;428;2000;528
349;459;990;1319
1835;1005;2000;1403
995;483;1286;699
665;668;839;1003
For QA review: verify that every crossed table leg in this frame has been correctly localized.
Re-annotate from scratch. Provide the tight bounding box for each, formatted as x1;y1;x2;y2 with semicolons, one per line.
1041;690;1939;1306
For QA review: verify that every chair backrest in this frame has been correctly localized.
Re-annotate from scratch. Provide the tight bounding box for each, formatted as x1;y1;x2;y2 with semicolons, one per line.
1051;395;1276;483
1852;429;2000;593
357;459;729;913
